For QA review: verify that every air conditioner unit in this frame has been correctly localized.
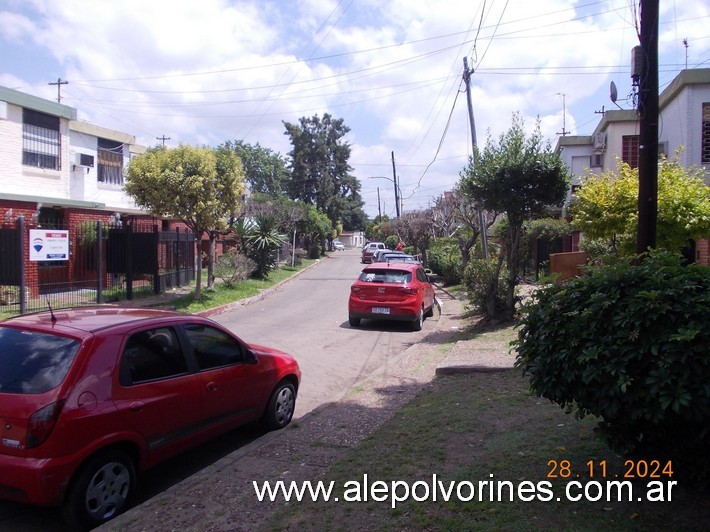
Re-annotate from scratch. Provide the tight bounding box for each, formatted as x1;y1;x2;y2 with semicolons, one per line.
74;153;95;167
593;132;606;150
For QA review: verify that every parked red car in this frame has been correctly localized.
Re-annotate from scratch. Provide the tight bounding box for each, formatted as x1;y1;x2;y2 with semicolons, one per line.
348;262;436;331
0;307;300;529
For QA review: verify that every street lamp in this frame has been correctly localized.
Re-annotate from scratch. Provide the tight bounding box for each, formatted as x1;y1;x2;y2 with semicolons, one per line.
368;176;401;218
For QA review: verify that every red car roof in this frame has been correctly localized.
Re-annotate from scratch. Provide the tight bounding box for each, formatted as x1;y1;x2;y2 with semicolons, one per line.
2;306;186;334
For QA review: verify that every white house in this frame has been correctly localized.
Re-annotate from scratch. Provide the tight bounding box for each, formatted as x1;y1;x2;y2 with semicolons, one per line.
0;85;145;223
555;68;709;263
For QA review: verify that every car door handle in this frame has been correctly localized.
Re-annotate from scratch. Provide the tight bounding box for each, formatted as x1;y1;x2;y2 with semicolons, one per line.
206;382;218;392
128;401;145;412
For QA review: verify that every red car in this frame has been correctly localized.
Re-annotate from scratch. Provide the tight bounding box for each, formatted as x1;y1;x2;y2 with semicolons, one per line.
0;307;300;529
348;262;436;331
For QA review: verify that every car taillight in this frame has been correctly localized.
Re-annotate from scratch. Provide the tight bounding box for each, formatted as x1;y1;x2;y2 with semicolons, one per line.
27;400;65;449
351;286;362;293
401;287;417;295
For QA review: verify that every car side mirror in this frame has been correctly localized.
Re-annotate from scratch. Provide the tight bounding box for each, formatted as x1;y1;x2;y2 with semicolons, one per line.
244;347;259;364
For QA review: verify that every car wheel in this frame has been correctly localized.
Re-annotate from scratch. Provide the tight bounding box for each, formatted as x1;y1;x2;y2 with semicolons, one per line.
349;316;361;327
424;304;434;318
62;449;135;530
263;380;296;430
412;306;424;331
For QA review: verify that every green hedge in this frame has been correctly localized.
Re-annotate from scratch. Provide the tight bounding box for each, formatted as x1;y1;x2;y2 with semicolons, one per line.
515;251;710;484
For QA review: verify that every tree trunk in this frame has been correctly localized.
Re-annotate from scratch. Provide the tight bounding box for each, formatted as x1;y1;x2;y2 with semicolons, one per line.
206;232;217;289
505;224;522;319
485;253;505;318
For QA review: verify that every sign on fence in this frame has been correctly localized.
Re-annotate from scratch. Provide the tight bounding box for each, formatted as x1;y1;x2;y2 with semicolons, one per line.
29;229;69;261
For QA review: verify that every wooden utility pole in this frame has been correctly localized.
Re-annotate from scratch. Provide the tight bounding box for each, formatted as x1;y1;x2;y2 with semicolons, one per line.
636;0;659;254
156;134;171;147
48;78;68;103
463;57;489;258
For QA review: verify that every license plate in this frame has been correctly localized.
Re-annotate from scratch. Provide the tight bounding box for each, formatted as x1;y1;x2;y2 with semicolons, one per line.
372;307;390;314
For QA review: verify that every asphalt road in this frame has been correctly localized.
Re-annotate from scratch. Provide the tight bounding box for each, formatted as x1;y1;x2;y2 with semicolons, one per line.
212;247;435;419
0;247;437;531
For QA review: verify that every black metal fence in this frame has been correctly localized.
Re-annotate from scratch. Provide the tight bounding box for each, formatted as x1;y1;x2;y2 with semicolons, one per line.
0;217;194;318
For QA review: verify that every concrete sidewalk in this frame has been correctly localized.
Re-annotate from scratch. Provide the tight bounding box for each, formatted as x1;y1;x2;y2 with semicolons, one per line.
100;285;516;531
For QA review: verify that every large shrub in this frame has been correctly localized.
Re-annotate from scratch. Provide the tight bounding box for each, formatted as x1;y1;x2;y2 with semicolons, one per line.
463;257;508;317
428;237;463;285
515;251;710;483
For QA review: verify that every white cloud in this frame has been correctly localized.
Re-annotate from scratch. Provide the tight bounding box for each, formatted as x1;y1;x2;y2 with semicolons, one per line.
1;0;707;217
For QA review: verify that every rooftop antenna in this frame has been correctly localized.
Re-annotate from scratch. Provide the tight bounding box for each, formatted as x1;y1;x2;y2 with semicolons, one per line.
556;93;570;136
682;38;688;69
46;296;57;323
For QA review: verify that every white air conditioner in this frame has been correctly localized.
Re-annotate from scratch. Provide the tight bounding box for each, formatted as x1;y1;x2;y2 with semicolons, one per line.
74;153;95;167
593;132;606;150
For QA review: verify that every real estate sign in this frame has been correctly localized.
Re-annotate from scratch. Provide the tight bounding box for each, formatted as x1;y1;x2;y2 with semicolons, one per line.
29;229;69;261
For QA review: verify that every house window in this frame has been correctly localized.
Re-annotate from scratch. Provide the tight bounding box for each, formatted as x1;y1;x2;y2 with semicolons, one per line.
22;109;60;170
98;138;124;185
702;103;710;165
622;135;640;168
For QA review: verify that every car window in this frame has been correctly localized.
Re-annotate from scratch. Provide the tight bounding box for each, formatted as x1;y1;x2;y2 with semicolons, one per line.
358;269;412;284
0;327;80;394
121;327;187;385
183;324;245;370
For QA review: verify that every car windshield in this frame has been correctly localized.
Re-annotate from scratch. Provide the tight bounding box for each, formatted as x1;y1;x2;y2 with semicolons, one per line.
359;269;412;284
0;327;81;394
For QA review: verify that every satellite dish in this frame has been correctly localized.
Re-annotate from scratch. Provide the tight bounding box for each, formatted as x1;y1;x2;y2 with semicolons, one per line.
610;81;618;103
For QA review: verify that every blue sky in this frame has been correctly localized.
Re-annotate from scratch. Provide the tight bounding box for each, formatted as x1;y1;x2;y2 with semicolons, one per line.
1;0;708;218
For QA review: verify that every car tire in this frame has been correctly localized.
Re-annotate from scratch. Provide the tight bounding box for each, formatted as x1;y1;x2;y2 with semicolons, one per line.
263;380;296;430
349;316;361;327
412;306;424;331
424;304;434;318
62;449;135;530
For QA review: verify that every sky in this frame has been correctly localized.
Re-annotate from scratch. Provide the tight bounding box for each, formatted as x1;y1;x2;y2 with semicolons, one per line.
1;0;708;219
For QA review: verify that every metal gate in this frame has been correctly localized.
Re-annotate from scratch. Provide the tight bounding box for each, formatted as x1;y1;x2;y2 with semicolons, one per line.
0;216;195;318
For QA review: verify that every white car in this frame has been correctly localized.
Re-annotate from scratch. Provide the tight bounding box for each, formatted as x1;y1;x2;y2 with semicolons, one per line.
333;240;345;251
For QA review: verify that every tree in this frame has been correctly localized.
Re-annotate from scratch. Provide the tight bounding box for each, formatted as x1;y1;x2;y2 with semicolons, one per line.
223;140;289;197
283;114;365;233
125;144;245;299
460;113;568;319
570;153;710;257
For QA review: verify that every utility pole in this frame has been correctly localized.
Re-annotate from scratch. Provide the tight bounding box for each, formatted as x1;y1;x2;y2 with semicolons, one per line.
48;78;68;103
463;57;489;259
636;0;658;254
377;187;382;218
390;151;400;218
156;134;171;147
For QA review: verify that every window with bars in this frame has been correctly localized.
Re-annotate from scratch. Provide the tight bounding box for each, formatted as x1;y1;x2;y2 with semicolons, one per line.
622;135;640;168
702;103;710;165
22;109;61;170
98;138;124;185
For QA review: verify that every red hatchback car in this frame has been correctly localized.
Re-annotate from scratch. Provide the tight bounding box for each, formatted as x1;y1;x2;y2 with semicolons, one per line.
348;262;436;331
0;307;300;529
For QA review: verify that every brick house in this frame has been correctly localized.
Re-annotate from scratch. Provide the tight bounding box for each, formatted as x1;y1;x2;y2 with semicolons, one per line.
0;86;194;309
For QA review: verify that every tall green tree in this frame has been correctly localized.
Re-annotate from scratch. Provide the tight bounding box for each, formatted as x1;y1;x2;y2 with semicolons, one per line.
460;113;568;319
125;144;245;298
283;114;366;232
570;153;710;256
223;140;289;197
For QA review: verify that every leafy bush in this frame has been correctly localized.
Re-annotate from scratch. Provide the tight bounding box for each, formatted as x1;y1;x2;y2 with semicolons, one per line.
463;257;508;317
427;237;463;285
214;248;256;288
384;235;399;250
515;251;710;483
